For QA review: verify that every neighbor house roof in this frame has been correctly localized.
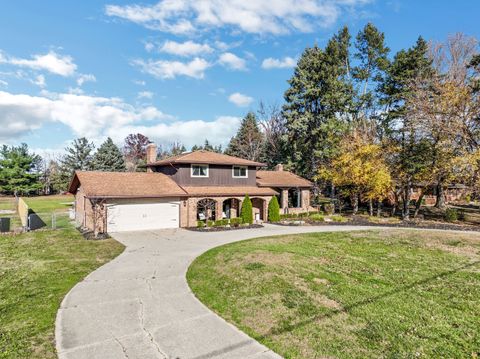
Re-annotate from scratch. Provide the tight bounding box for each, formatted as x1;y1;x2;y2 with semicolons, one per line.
256;170;313;188
147;150;266;167
182;186;278;197
68;171;187;198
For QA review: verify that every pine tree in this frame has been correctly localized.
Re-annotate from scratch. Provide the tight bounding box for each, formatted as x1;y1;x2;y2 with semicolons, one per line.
283;27;353;179
240;194;253;224
225;112;265;161
92;137;126;172
267;196;280;222
56;137;95;191
0;144;42;196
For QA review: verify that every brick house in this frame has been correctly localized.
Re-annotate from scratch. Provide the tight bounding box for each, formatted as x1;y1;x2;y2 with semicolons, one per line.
69;144;313;233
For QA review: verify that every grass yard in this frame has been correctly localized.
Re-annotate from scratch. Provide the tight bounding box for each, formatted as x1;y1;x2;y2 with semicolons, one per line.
24;195;74;214
187;230;480;358
0;227;124;358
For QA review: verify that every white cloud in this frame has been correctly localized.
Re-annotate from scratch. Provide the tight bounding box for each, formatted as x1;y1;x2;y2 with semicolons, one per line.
76;73;96;86
228;92;253;107
218;52;246;71
0;50;77;76
262;56;296;69
0;90;240;148
0;79;7;87
133;79;146;86
0;90;170;140
160;40;213;57
144;42;155;52
138;91;154;99
133;57;210;79
32;74;46;87
105;0;370;35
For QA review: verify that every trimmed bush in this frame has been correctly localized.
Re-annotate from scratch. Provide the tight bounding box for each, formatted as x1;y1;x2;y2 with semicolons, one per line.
230;217;243;227
445;208;458;222
197;220;206;228
309;213;325;222
206;220;215;227
268;196;280;222
330;215;347;222
241;194;253;225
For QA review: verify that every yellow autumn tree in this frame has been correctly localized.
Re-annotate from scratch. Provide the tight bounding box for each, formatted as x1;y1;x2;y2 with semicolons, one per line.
319;134;392;215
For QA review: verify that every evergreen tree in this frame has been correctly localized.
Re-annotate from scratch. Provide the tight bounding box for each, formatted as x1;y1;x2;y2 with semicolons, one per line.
267;196;280;222
92;137;126;172
56;137;95;191
225;112;265;161
282;27;353;179
0;144;42;196
191;140;222;153
240;194;253;224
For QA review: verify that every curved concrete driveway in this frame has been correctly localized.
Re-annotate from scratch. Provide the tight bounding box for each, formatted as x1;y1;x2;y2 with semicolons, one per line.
56;224;373;359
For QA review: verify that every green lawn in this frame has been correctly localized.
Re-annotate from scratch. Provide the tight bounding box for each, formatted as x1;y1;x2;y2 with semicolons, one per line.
187;230;480;358
0;227;124;359
24;195;74;214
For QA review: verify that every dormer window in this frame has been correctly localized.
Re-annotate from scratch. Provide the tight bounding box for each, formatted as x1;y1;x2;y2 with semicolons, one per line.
191;164;209;177
232;166;248;178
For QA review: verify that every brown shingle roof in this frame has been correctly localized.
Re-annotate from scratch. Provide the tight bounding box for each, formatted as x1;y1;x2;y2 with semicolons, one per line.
148;150;266;167
68;171;187;198
183;186;278;197
256;170;313;188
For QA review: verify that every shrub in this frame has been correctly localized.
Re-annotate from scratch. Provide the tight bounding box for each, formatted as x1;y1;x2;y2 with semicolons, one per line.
230;217;243;227
268;196;280;222
445;208;458;222
323;203;335;215
241;194;253;225
331;215;347;222
206;220;215;227
309;213;325;222
197;220;206;228
213;220;224;227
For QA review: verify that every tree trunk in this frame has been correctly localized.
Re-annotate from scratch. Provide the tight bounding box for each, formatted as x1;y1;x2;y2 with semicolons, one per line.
402;184;411;220
413;190;425;218
377;200;382;217
368;199;374;216
435;182;446;209
352;193;359;215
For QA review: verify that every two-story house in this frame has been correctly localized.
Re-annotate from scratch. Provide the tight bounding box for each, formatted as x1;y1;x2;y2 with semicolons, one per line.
69;143;313;233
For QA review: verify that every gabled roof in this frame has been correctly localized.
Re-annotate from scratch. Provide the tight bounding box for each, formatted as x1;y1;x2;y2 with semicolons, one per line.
182;186;278;197
147;150;266;167
68;171;187;198
256;170;313;188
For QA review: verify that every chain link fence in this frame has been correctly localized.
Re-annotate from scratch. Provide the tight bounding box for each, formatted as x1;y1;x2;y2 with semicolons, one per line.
0;211;73;233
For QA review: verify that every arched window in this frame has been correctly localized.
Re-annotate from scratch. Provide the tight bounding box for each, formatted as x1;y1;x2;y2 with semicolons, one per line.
197;198;216;221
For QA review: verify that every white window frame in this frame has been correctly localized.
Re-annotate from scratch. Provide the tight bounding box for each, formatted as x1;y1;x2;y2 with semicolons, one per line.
191;164;209;177
232;165;248;178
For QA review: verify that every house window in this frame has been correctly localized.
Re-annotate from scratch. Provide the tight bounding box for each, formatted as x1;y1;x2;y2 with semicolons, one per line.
232;166;248;178
288;188;302;208
191;164;209;177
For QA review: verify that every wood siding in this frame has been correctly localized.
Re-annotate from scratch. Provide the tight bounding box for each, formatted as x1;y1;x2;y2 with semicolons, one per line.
153;164;257;186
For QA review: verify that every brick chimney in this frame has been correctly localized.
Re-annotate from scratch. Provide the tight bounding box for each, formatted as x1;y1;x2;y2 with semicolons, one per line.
275;163;284;171
146;143;157;173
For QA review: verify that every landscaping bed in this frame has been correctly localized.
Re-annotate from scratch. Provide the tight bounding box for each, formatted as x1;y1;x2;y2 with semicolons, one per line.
188;223;263;232
187;229;480;358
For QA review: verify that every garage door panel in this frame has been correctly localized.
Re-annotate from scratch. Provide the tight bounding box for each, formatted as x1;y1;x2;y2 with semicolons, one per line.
107;198;180;232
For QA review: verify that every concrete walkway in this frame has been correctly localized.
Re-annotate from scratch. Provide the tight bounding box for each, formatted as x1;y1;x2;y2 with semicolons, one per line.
55;224;373;359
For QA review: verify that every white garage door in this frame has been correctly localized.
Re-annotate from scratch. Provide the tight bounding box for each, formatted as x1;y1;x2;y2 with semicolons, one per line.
107;198;180;232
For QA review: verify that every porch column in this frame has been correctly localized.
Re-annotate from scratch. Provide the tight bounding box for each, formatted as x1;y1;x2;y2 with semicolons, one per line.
281;189;289;212
215;199;223;221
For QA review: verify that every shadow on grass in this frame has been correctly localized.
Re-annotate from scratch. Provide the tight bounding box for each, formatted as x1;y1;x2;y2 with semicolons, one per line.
263;260;480;337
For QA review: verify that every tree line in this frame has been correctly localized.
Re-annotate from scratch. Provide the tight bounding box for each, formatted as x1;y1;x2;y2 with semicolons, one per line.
1;23;479;220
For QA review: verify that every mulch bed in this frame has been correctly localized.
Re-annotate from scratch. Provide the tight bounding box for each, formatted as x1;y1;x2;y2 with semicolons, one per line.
186;224;264;232
276;216;480;232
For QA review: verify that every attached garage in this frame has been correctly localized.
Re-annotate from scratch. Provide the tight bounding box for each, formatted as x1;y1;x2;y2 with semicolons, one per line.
107;198;180;232
69;171;188;235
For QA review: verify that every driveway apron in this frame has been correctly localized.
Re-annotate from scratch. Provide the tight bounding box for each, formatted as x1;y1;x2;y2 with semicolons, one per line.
55;224;372;359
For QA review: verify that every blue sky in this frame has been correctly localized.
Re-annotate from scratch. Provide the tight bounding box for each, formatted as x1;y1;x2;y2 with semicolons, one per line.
0;0;479;155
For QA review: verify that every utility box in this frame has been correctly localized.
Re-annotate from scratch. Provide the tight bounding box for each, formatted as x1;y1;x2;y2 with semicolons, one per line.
0;218;10;232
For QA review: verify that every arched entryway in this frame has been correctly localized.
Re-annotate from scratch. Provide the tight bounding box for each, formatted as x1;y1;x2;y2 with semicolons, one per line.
222;198;240;219
197;198;216;221
251;197;266;221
